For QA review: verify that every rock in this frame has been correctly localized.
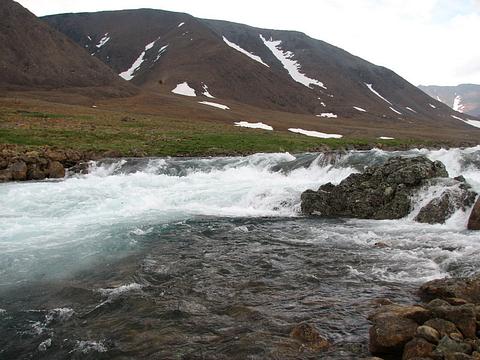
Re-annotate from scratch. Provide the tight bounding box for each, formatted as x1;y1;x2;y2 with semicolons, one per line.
435;336;472;356
27;164;46;180
369;315;418;354
47;161;65;179
402;337;435;359
424;319;463;339
301;156;448;220
427;302;476;339
416;325;441;344
10;160;28;181
68;161;90;175
445;353;475;360
289;323;330;352
369;304;432;324
44;149;67;162
420;277;480;304
468;198;480;230
415;180;477;224
0;168;12;182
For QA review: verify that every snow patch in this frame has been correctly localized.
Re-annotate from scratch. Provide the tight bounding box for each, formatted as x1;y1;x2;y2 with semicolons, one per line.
119;40;156;81
260;34;326;89
288;128;342;139
451;115;464;121
379;136;395;140
320;102;327;107
223;36;269;67
365;83;392;105
199;101;230;110
464;119;480;129
353;106;366;112
202;84;214;98
178;22;185;28
235;121;273;131
95;33;110;49
87;35;92;41
389;107;402;115
154;44;168;62
316;113;338;118
429;103;437;109
453;95;465;113
172;82;196;97
406;107;417;113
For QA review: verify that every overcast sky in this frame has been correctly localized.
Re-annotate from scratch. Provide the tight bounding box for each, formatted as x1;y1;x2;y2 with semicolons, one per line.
17;0;480;86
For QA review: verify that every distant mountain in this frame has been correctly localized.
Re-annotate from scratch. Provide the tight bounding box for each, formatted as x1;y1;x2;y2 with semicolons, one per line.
42;9;479;130
419;84;480;117
0;0;133;95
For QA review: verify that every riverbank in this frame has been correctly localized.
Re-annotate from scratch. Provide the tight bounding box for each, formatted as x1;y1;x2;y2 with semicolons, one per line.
369;275;480;359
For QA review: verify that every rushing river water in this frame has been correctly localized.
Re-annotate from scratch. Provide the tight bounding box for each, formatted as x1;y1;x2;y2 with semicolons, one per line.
1;147;480;359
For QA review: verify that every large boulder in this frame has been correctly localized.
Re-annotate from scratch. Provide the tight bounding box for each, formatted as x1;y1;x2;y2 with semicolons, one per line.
10;160;28;181
420;277;480;305
301;156;449;220
47;161;65;179
468;198;480;230
369;315;418;354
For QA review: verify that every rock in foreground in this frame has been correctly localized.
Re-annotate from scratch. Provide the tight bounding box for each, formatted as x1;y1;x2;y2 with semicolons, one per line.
468;197;480;230
301;156;476;223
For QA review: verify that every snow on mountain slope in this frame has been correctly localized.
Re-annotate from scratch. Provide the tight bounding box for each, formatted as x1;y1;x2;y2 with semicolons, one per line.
419;84;480;117
223;36;269;67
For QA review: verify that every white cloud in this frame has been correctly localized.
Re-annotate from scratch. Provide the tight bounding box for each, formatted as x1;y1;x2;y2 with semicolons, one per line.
16;0;480;86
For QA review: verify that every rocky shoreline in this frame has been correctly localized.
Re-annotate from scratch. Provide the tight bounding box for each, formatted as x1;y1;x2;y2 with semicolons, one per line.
367;276;480;360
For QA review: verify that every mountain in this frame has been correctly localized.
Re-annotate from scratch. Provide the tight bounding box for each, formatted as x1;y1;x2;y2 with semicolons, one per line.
43;9;479;132
0;0;133;95
419;84;480;117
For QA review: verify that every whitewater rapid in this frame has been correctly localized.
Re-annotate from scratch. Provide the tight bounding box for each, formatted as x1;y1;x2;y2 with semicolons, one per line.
0;147;479;286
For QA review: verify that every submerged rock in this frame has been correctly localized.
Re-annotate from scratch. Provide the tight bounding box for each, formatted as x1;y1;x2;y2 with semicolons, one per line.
468;198;480;230
289;323;330;352
301;156;449;220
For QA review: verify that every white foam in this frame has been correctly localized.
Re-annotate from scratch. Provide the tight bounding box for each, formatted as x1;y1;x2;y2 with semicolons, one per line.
260;34;326;89
234;121;273;130
317;113;338;118
223;36;269;67
75;340;108;354
365;83;392;105
38;338;52;352
288;128;343;139
199;101;229;110
119;40;156;80
353;106;366;112
98;283;143;297
172;82;196;97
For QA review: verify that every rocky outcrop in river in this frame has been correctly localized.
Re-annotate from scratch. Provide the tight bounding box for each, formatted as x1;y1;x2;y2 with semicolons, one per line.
468;198;480;230
301;156;477;224
0;145;92;182
369;276;480;359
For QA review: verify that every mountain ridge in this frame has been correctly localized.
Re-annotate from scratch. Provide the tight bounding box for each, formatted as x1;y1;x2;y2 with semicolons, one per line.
42;7;480;133
419;84;480;117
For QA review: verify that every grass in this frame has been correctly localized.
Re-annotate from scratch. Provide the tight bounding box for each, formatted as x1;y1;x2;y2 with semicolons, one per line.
0;102;431;157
